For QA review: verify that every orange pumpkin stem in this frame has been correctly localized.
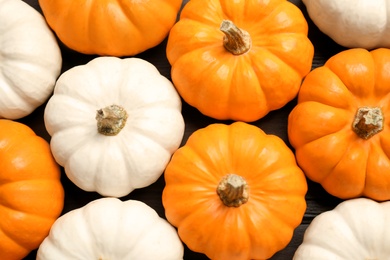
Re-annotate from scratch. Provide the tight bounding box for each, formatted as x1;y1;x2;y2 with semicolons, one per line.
217;174;249;207
96;104;128;136
220;20;252;55
352;107;383;139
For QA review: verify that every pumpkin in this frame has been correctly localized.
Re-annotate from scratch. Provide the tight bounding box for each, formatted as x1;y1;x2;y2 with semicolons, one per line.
36;197;184;259
294;198;390;259
303;0;390;49
288;48;390;201
0;119;64;260
166;0;314;122
38;0;182;56
162;122;308;260
44;56;185;197
0;0;62;120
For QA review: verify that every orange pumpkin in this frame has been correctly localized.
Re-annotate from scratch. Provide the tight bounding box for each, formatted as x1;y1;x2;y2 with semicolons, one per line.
0;119;64;259
288;48;390;201
38;0;182;56
166;0;314;122
162;122;307;260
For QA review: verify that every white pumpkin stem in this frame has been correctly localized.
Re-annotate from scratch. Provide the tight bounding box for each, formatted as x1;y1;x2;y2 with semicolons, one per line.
220;20;252;55
217;174;249;207
96;104;128;136
352;107;383;139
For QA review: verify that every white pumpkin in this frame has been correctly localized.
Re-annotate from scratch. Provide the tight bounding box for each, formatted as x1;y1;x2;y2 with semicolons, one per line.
36;198;184;260
294;198;390;259
44;57;185;197
0;0;62;119
302;0;390;49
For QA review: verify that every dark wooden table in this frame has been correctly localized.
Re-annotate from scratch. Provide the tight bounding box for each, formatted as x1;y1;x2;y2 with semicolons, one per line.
20;0;346;259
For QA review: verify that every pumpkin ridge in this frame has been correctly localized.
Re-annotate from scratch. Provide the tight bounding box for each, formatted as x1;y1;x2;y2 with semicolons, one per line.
247;49;292;111
116;0;175;34
0;231;30;258
247;1;309;36
259;33;313;76
288;102;354;147
0;61;46;102
301;212;354;258
0;180;63;212
325;49;377;101
0;203;58;222
185;128;234;182
125;122;176;152
244;206;294;257
82;0;95;48
174;201;240;256
0;205;56;251
297;66;357;110
294;131;353;183
120;132;168;183
43;95;97;130
49;126;96;165
378;132;390;160
168;150;221;187
325;144;368;198
111;0;145;44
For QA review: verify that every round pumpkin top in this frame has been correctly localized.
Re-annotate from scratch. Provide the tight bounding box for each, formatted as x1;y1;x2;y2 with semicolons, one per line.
162;121;308;260
288;48;390;201
166;0;314;122
44;57;185;198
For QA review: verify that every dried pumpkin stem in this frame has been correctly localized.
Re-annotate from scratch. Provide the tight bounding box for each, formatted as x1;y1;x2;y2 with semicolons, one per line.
217;174;249;207
220;20;252;55
352;107;383;139
96;104;128;136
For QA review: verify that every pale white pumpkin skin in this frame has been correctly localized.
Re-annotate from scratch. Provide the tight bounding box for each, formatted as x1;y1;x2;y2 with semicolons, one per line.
0;0;62;119
44;57;185;197
36;198;184;260
303;0;390;49
294;198;390;259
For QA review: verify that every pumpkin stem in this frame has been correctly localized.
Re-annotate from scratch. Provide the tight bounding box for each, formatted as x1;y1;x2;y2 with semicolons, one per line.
352;107;383;139
217;174;249;207
220;20;252;55
96;104;128;136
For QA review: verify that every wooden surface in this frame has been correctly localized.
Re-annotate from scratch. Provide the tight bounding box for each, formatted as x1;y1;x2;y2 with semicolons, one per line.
19;0;347;259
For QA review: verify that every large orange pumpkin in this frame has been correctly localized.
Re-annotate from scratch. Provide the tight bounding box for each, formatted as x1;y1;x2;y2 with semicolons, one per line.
288;48;390;201
162;122;307;260
0;119;64;259
166;0;314;122
38;0;182;56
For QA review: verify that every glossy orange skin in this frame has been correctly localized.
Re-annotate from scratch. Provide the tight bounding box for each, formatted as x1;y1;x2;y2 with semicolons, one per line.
0;119;64;259
166;0;314;122
288;48;390;201
38;0;182;56
162;122;307;260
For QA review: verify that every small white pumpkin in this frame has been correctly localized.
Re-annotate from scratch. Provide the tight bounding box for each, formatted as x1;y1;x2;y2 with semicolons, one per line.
294;198;390;259
302;0;390;49
44;57;185;197
36;198;184;260
0;0;62;119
